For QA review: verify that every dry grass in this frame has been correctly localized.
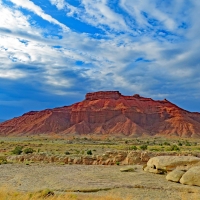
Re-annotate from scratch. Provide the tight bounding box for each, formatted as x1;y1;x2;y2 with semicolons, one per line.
0;188;131;200
1;188;200;200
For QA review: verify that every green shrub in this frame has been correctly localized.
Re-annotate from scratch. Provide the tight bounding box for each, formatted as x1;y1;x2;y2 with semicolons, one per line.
163;141;171;146
87;150;92;155
178;142;182;146
130;145;137;150
0;156;7;164
12;146;23;155
65;151;70;155
116;161;120;165
140;144;148;150
185;141;191;146
149;148;159;152
170;145;180;151
24;148;34;154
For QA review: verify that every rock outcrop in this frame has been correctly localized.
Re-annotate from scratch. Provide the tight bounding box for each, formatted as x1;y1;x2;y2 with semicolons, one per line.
180;166;200;186
1;91;200;137
144;156;200;174
166;169;186;183
145;156;200;187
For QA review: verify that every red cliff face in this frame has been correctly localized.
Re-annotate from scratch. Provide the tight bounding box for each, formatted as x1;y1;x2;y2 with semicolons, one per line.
1;91;200;137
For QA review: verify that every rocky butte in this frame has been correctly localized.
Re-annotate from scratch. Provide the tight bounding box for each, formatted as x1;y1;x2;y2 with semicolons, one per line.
1;91;200;137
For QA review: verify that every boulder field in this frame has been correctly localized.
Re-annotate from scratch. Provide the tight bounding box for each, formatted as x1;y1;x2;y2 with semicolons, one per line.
1;91;200;137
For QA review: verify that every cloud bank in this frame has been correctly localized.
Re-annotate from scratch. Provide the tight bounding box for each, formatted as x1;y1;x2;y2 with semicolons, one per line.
0;0;200;119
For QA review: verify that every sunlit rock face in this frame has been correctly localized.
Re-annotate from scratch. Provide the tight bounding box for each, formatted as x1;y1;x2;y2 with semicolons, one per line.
1;91;200;137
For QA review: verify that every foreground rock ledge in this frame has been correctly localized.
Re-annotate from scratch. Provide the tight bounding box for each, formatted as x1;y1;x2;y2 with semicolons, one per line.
144;156;200;174
144;155;200;187
180;166;200;186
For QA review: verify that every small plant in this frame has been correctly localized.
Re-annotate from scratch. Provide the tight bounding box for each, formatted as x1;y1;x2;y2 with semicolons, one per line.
65;151;70;155
169;145;180;151
24;148;34;154
149;148;159;152
116;161;120;165
185;141;191;146
140;144;148;150
87;150;92;155
39;189;54;198
130;145;137;150
178;142;182;146
0;156;7;164
12;146;23;155
163;141;171;146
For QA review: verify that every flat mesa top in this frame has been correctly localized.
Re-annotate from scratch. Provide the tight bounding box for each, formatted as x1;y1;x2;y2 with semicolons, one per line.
85;91;152;101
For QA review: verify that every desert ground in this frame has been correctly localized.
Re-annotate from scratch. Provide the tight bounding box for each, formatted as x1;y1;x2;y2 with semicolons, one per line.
1;136;200;200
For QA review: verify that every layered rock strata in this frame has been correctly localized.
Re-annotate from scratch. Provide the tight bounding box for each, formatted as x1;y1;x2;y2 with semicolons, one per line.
1;91;200;137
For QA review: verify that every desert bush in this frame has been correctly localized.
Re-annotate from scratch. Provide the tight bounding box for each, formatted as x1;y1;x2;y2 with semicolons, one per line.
169;145;180;151
0;156;7;164
130;145;137;150
185;141;191;146
12;146;23;155
24;148;34;154
65;151;70;155
163;141;171;146
140;144;148;150
87;150;92;155
178;142;182;146
149;148;159;152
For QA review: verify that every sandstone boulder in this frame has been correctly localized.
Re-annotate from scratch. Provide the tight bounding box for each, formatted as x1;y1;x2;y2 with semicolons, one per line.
123;151;141;165
144;156;200;174
180;166;200;186
166;169;186;182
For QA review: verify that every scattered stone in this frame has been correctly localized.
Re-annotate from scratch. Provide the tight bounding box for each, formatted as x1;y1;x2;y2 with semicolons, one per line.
120;167;136;172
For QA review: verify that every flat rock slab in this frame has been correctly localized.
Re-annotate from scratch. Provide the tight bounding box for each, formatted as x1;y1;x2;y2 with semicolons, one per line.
0;164;200;200
120;167;136;172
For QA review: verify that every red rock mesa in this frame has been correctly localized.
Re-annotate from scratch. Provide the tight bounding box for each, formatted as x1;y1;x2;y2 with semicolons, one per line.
1;91;200;137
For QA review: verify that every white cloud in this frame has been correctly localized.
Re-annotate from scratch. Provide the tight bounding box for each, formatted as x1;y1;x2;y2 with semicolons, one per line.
0;69;26;79
49;0;65;10
10;0;69;31
1;0;200;110
120;0;177;31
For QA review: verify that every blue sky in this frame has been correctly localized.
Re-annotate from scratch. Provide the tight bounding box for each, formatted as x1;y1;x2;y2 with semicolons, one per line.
0;0;200;120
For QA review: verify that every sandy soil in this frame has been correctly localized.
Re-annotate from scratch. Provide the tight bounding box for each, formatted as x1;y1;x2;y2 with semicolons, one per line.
0;163;200;200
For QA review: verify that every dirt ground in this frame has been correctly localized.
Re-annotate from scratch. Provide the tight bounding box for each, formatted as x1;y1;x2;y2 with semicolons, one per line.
0;163;200;200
